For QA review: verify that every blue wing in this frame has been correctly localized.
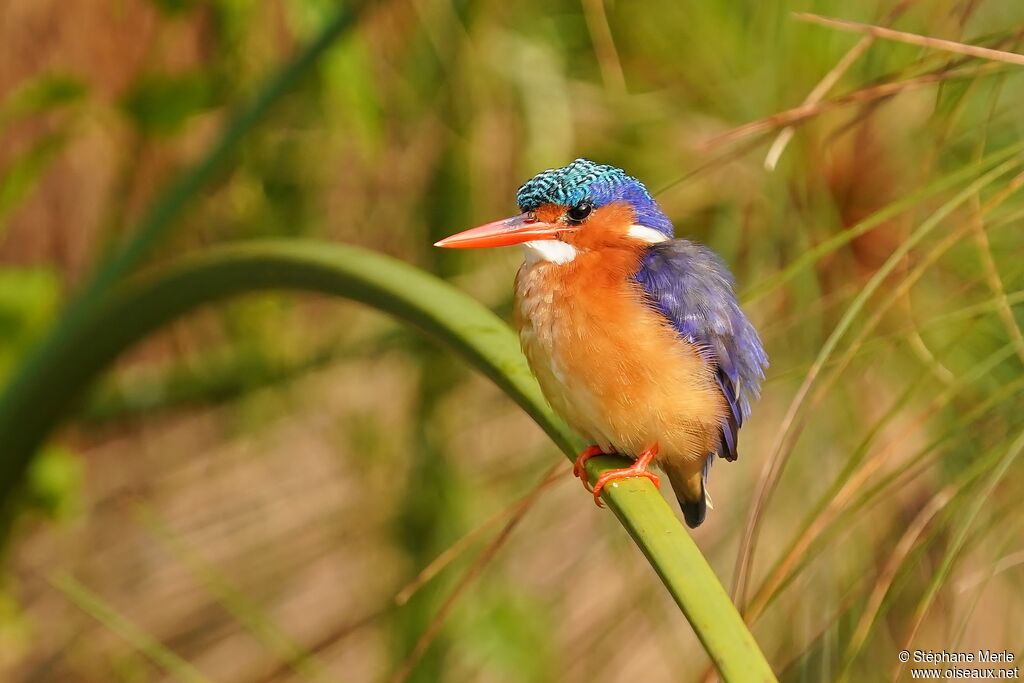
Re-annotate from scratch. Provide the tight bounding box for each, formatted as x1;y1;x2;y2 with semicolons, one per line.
634;240;768;461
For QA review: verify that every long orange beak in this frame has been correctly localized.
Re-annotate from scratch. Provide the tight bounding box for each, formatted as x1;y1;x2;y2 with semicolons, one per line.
434;213;565;249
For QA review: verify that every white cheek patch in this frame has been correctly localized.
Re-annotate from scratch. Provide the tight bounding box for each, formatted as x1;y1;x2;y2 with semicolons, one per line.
523;240;578;265
626;225;670;244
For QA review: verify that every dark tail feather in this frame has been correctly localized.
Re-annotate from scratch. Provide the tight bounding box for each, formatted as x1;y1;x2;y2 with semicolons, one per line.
666;458;710;529
680;476;707;528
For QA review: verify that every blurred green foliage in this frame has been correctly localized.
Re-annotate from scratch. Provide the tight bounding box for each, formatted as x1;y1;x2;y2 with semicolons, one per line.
0;74;86;125
23;446;83;522
121;72;220;137
0;268;59;379
1;0;1023;681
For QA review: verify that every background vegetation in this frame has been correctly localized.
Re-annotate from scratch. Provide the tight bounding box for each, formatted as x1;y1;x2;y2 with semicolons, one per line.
1;0;1022;681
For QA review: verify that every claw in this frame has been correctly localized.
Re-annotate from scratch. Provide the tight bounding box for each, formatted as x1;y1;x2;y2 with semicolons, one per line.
573;446;605;484
590;443;660;507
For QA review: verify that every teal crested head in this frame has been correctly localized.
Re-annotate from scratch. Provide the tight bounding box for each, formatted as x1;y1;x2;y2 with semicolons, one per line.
516;159;673;238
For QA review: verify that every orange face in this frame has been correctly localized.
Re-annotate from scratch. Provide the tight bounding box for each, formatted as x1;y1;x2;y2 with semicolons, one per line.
529;201;640;254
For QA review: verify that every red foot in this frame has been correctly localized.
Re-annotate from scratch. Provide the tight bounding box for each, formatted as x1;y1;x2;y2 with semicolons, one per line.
590;444;660;508
573;445;605;485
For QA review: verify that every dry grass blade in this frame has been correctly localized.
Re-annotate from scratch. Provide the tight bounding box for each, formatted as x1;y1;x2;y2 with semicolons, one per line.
733;382;1019;683
731;156;1022;606
51;573;215;683
794;12;1024;67
764;0;922;170
892;427;1024;680
581;0;627;95
395;464;564;605
700;63;1003;153
742;145;1024;306
956;549;1024;595
837;486;955;682
389;464;554;683
741;173;1024;620
760;362;1024;631
256;465;566;683
969;192;1024;367
763;34;873;170
137;509;330;683
742;340;962;625
951;517;1024;649
967;55;1024;367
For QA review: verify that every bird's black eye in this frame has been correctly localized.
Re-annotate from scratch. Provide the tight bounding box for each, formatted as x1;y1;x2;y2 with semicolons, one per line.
565;200;593;224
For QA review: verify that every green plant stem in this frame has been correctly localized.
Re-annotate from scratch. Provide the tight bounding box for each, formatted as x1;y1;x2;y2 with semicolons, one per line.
4;240;776;682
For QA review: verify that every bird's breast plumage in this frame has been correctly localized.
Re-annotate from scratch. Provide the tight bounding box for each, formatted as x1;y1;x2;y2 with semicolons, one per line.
514;245;727;467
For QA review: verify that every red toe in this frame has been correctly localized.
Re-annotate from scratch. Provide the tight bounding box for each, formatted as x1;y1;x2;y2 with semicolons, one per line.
572;446;605;481
591;467;661;504
589;444;660;506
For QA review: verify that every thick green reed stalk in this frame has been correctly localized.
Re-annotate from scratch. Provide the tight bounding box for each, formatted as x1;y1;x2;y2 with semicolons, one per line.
0;241;776;682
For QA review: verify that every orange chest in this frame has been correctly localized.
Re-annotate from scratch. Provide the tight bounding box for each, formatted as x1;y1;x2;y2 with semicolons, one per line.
512;250;723;456
513;253;674;395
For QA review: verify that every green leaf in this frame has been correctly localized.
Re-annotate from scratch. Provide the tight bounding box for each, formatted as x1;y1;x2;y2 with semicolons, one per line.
120;72;218;137
0;73;86;125
0;129;72;237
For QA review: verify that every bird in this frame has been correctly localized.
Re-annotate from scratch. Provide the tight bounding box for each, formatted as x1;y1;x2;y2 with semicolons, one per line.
434;159;767;528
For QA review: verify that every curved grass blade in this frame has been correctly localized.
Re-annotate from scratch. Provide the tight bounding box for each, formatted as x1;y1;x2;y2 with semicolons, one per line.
747;346;1024;623
732;153;1023;605
51;573;214;683
1;240;777;683
891;427;1024;680
740;140;1024;305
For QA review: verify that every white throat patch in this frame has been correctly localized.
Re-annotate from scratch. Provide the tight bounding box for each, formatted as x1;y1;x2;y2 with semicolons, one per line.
521;225;666;265
523;240;578;265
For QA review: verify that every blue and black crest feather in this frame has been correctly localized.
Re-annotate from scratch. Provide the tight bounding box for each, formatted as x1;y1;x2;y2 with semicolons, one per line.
516;158;674;237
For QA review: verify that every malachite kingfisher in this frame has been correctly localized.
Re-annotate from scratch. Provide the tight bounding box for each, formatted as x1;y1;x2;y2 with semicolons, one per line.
435;159;767;528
